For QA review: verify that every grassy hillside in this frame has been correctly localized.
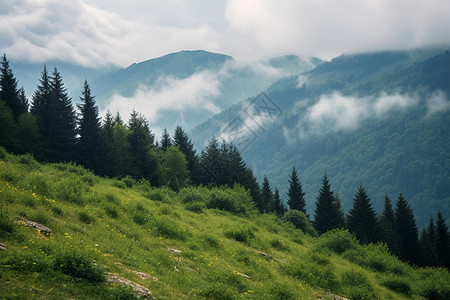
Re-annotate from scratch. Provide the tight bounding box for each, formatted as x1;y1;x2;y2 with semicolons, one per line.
1;149;449;299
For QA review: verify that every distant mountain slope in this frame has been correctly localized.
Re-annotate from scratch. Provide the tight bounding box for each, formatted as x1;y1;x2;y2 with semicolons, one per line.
190;48;450;227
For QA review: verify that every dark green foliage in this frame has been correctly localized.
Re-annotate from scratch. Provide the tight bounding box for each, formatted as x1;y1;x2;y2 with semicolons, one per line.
54;250;105;282
341;270;377;300
161;146;189;191
286;167;306;213
346;185;381;244
224;227;255;244
159;127;172;151
260;175;272;212
282;210;316;236
79;211;95;224
313;175;345;234
394;193;420;265
435;211;450;268
173;126;201;182
272;187;286;216
379;193;396;251
0;205;16;238
0;100;17;151
317;229;359;254
76;80;102;172
420;216;438;266
1;54;27;121
381;276;412;296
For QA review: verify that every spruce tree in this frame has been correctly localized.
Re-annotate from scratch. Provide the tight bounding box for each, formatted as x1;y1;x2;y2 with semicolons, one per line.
1;54;27;121
419;216;438;266
260;175;273;213
286;167;306;213
199;136;223;185
313;174;345;235
346;185;381;244
0;100;17;151
160;128;172;151
173;126;201;183
49;67;76;162
77;80;102;172
435;211;450;268
394;193;420;265
379;193;397;251
273;187;286;216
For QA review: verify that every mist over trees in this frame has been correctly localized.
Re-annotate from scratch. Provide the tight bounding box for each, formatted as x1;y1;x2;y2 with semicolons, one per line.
1;54;449;269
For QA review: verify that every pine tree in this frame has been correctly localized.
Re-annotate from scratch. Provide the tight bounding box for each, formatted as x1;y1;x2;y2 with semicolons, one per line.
99;111;116;176
286;167;306;213
435;211;450;268
379;193;396;251
76;80;102;172
160;128;172;151
199;136;223;185
48;67;76;162
0;100;17;151
313;174;345;235
394;193;420;265
1;54;27;121
16;113;40;156
419;216;438;266
272;187;286;216
260;175;273;213
346;185;381;244
173;126;201;183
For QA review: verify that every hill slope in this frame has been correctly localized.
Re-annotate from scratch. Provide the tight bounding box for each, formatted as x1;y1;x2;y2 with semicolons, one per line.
190;48;450;227
1;150;449;299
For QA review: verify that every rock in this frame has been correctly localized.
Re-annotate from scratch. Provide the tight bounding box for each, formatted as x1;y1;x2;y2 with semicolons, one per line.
17;219;52;235
322;292;350;300
131;270;159;281
107;272;154;299
168;248;182;254
258;251;286;263
0;242;7;251
237;272;251;280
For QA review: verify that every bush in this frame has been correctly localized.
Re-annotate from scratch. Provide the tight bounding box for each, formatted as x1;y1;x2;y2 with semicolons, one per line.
181;188;206;203
282;210;316;236
317;229;359;254
341;270;377;300
4;252;51;272
224;227;255;244
121;175;136;188
382;277;412;296
79;211;95;224
0;206;16;238
152;218;187;240
133;212;148;225
54;250;105;282
270;238;290;252
185;202;205;213
104;205;119;219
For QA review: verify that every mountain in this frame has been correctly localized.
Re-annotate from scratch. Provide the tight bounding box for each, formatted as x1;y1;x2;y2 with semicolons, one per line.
190;48;450;227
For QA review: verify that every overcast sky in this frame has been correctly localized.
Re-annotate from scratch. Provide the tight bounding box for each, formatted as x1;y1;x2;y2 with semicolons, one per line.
1;0;450;68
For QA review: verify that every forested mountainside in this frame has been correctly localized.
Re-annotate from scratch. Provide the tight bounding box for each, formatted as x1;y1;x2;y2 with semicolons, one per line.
190;48;450;227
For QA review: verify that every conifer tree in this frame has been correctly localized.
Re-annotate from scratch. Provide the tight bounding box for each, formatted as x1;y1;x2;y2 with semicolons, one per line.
272;187;286;216
199;136;223;185
49;67;76;162
419;216;438;266
394;193;420;265
286;167;306;213
313;174;345;235
0;100;17;151
379;193;396;251
173;126;201;182
435;211;450;268
260;175;273;213
346;185;381;244
1;54;27;121
160;127;172;151
77;80;102;171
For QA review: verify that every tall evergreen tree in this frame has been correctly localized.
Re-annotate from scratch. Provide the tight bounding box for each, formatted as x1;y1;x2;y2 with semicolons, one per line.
173;126;201;182
49;67;76;162
419;216;438;266
199;136;223;185
286;167;306;213
435;211;450;269
313;174;345;235
0;100;17;151
379;193;397;251
394;193;420;265
99;111;116;176
260;175;273;213
1;54;27;121
272;187;286;216
160;127;172;151
76;80;102;171
346;185;381;244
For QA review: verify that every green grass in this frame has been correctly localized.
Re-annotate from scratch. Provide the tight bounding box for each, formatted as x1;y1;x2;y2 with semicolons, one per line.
0;149;449;299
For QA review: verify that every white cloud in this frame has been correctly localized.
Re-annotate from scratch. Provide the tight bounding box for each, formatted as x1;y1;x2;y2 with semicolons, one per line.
426;90;450;117
102;70;221;126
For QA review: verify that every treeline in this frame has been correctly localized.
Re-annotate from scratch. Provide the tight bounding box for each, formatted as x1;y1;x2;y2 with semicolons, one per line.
1;54;449;269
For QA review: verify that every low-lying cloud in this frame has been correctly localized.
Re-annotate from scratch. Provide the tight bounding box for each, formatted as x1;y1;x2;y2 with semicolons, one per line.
284;91;449;142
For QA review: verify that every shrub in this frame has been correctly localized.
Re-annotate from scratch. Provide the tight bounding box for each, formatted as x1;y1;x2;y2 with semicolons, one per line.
104;205;119;219
282;210;316;236
270;238;290;252
54;250;105;282
0;206;16;238
79;211;95;224
185;202;205;213
17;153;39;169
121;175;136;188
51;206;63;216
112;180;126;189
270;284;296;300
224;227;255;244
133;212;148;225
181;189;205;203
152;218;187;240
4;252;51;272
202;234;220;248
341;270;377;300
283;257;338;290
317;229;359;254
381;277;412;296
